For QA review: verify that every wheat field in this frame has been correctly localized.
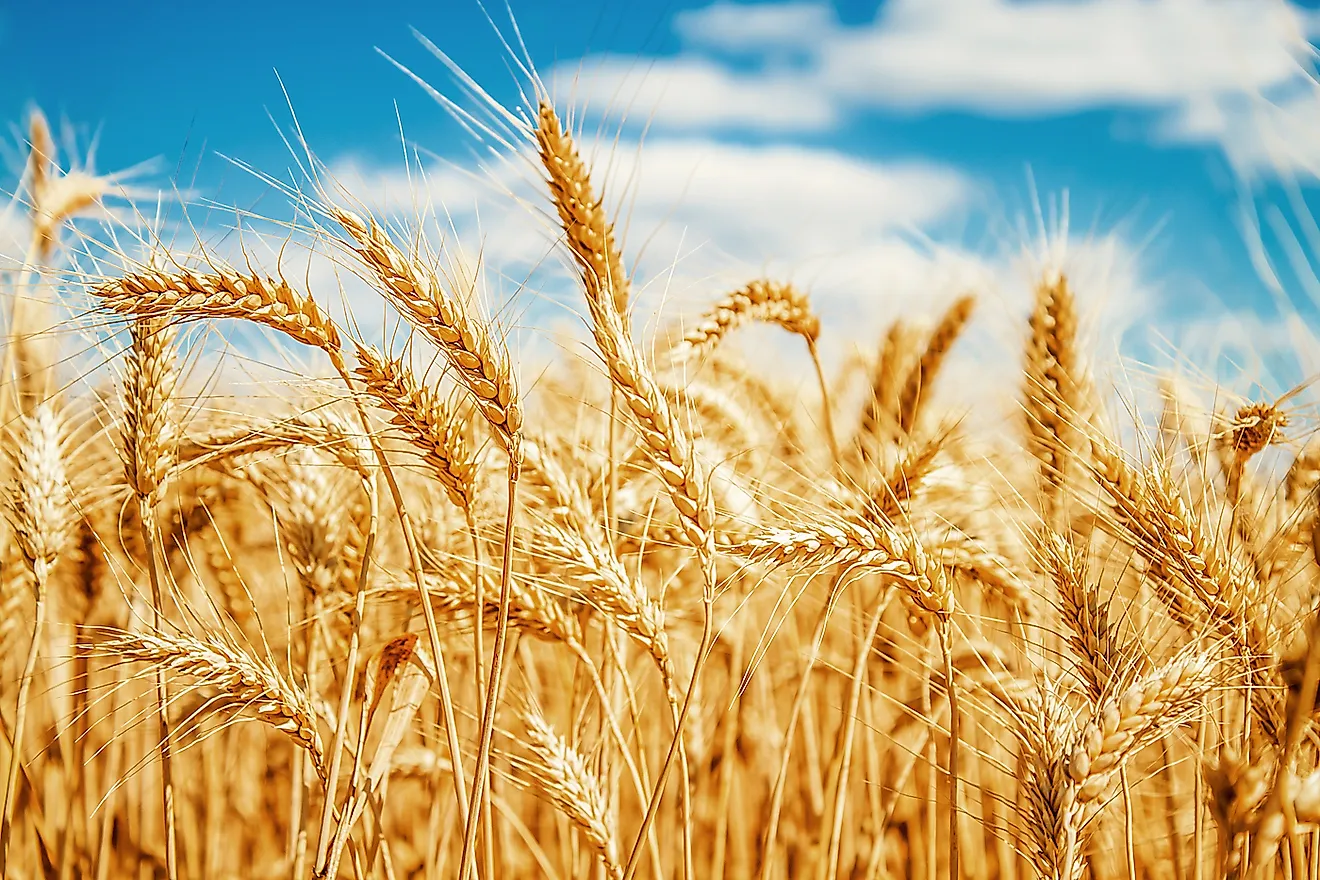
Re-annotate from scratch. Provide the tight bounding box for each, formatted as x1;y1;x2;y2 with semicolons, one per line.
1;33;1318;880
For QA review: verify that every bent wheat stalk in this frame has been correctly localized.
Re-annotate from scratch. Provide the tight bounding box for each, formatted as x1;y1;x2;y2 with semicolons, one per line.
670;280;838;459
330;207;524;880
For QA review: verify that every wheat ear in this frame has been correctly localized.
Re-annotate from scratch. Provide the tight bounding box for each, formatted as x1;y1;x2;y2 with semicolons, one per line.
92;264;342;352
670;279;819;361
1064;648;1215;874
733;519;952;620
353;345;477;512
1025;271;1082;524
895;294;976;435
1018;685;1081;880
1039;530;1129;699
0;402;75;872
533;104;631;318
673;279;838;462
512;708;624;880
1089;438;1279;737
101;630;327;778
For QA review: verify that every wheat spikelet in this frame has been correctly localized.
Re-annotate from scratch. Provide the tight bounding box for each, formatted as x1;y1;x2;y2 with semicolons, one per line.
512;707;623;880
534;103;630;318
120;317;178;505
69;513;108;623
1205;750;1271;874
101;629;327;779
1064;650;1215;848
918;524;1035;615
895;294;975;435
92;265;341;352
25;109;57;259
1097;442;1284;738
1039;531;1128;699
195;510;255;633
1025;272;1082;517
0;400;76;867
5;402;75;582
535;103;713;562
331;208;523;464
669;280;820;363
353;345;476;512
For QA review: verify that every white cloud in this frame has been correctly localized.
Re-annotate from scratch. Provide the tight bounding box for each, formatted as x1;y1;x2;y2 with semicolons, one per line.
1158;80;1320;178
823;0;1312;114
554;56;838;132
673;1;838;53
555;0;1319;172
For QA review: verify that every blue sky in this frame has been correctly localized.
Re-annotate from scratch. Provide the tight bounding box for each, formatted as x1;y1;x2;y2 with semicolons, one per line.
7;0;1320;388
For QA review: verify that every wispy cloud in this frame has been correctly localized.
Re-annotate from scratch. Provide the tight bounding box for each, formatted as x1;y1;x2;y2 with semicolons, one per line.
556;0;1318;165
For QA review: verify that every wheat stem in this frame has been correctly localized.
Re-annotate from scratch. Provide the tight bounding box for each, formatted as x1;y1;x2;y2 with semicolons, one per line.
459;473;520;880
0;580;46;872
